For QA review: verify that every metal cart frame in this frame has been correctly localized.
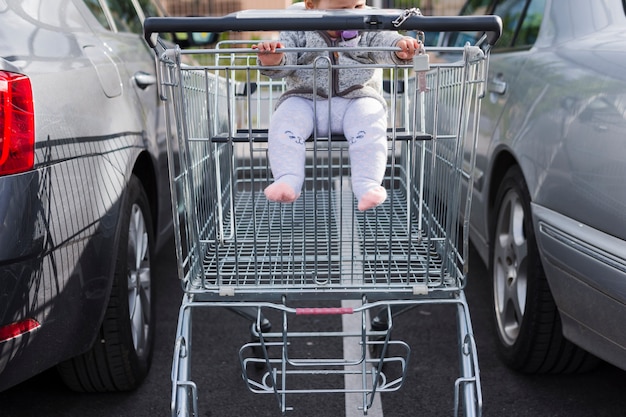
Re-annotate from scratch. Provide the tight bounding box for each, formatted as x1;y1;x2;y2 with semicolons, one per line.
145;8;501;417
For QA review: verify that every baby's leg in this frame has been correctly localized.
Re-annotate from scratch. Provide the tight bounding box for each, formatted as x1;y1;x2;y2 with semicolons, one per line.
265;97;314;203
343;97;388;211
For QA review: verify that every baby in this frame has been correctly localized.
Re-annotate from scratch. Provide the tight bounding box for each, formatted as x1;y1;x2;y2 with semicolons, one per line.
254;0;419;211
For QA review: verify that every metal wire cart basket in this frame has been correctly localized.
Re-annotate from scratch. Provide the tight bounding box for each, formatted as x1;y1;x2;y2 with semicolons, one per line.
145;8;501;417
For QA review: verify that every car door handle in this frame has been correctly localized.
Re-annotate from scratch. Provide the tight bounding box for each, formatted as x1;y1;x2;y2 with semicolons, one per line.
488;74;507;95
133;71;156;89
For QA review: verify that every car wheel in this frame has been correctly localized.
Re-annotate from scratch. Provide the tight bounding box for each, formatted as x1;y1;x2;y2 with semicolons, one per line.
490;166;598;374
58;175;155;391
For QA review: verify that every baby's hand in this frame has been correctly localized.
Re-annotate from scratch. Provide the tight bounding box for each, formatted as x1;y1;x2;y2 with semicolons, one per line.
395;37;420;60
253;41;285;66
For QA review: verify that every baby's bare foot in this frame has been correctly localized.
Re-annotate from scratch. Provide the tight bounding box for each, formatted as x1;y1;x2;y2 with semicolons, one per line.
358;186;387;211
264;182;299;203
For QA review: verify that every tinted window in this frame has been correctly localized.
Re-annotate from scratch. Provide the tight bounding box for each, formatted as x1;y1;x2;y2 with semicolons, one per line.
137;0;163;18
492;0;545;49
83;0;111;30
103;0;143;34
513;0;545;47
459;0;494;16
449;0;544;49
491;0;527;48
136;0;173;42
447;0;494;47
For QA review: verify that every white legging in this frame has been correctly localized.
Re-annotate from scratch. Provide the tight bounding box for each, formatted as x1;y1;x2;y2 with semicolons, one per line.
267;95;388;200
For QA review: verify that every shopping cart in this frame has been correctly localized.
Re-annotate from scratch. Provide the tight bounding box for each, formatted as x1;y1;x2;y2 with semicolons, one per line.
145;8;501;417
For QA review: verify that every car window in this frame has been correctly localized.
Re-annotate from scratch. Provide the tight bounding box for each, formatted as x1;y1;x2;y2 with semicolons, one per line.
459;0;494;16
136;0;174;42
103;0;143;34
492;0;545;49
491;0;527;48
136;0;162;18
83;0;112;30
84;0;167;35
513;0;545;47
447;0;494;47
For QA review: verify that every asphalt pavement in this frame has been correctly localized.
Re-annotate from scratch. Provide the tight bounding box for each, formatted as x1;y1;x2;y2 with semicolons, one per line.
1;235;626;416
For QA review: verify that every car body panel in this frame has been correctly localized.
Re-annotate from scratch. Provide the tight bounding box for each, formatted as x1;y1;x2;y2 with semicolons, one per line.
533;203;626;369
0;0;170;391
455;0;626;370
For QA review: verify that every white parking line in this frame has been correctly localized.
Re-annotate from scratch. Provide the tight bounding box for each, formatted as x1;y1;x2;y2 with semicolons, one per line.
337;178;384;417
343;299;384;417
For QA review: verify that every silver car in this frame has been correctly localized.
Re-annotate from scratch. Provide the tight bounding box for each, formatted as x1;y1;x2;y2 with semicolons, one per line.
441;0;626;373
0;0;174;392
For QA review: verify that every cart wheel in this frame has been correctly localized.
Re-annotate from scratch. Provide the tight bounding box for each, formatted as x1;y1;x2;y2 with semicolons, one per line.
368;314;390;359
490;166;598;374
250;319;272;340
58;175;155;391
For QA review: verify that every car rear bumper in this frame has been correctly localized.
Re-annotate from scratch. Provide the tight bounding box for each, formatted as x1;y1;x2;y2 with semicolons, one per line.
0;164;117;391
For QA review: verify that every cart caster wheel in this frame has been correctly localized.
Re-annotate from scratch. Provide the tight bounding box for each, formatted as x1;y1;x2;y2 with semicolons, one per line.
371;315;389;332
250;318;272;338
368;318;389;359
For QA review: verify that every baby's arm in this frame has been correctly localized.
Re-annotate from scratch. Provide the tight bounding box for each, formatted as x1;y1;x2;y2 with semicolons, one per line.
253;41;285;66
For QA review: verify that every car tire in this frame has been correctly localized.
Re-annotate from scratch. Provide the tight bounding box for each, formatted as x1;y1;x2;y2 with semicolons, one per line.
489;166;598;374
57;175;155;391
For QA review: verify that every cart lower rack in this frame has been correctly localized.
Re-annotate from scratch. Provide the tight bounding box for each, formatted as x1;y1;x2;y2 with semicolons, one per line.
146;8;500;417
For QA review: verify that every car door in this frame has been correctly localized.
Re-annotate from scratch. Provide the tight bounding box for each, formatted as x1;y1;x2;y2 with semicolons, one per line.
462;0;546;258
87;0;173;241
94;0;158;137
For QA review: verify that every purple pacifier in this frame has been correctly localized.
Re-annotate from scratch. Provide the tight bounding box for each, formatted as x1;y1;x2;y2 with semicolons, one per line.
339;30;359;41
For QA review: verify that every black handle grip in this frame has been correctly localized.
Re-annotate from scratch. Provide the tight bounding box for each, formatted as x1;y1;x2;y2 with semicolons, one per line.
144;9;502;48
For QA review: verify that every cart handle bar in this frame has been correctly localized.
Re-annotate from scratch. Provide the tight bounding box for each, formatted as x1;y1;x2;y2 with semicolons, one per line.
144;9;502;48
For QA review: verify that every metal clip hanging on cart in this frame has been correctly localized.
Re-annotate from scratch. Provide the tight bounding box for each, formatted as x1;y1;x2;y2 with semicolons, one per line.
393;9;430;91
414;41;429;72
392;7;423;28
414;35;430;93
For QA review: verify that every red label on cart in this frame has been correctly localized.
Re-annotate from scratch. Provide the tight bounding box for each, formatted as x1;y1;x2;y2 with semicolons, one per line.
295;307;354;315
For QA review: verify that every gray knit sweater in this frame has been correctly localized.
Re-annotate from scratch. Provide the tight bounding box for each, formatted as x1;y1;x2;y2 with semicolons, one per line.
259;30;410;109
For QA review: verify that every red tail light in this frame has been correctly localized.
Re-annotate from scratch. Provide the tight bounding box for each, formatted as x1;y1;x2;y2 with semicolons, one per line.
0;318;40;342
0;71;35;176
